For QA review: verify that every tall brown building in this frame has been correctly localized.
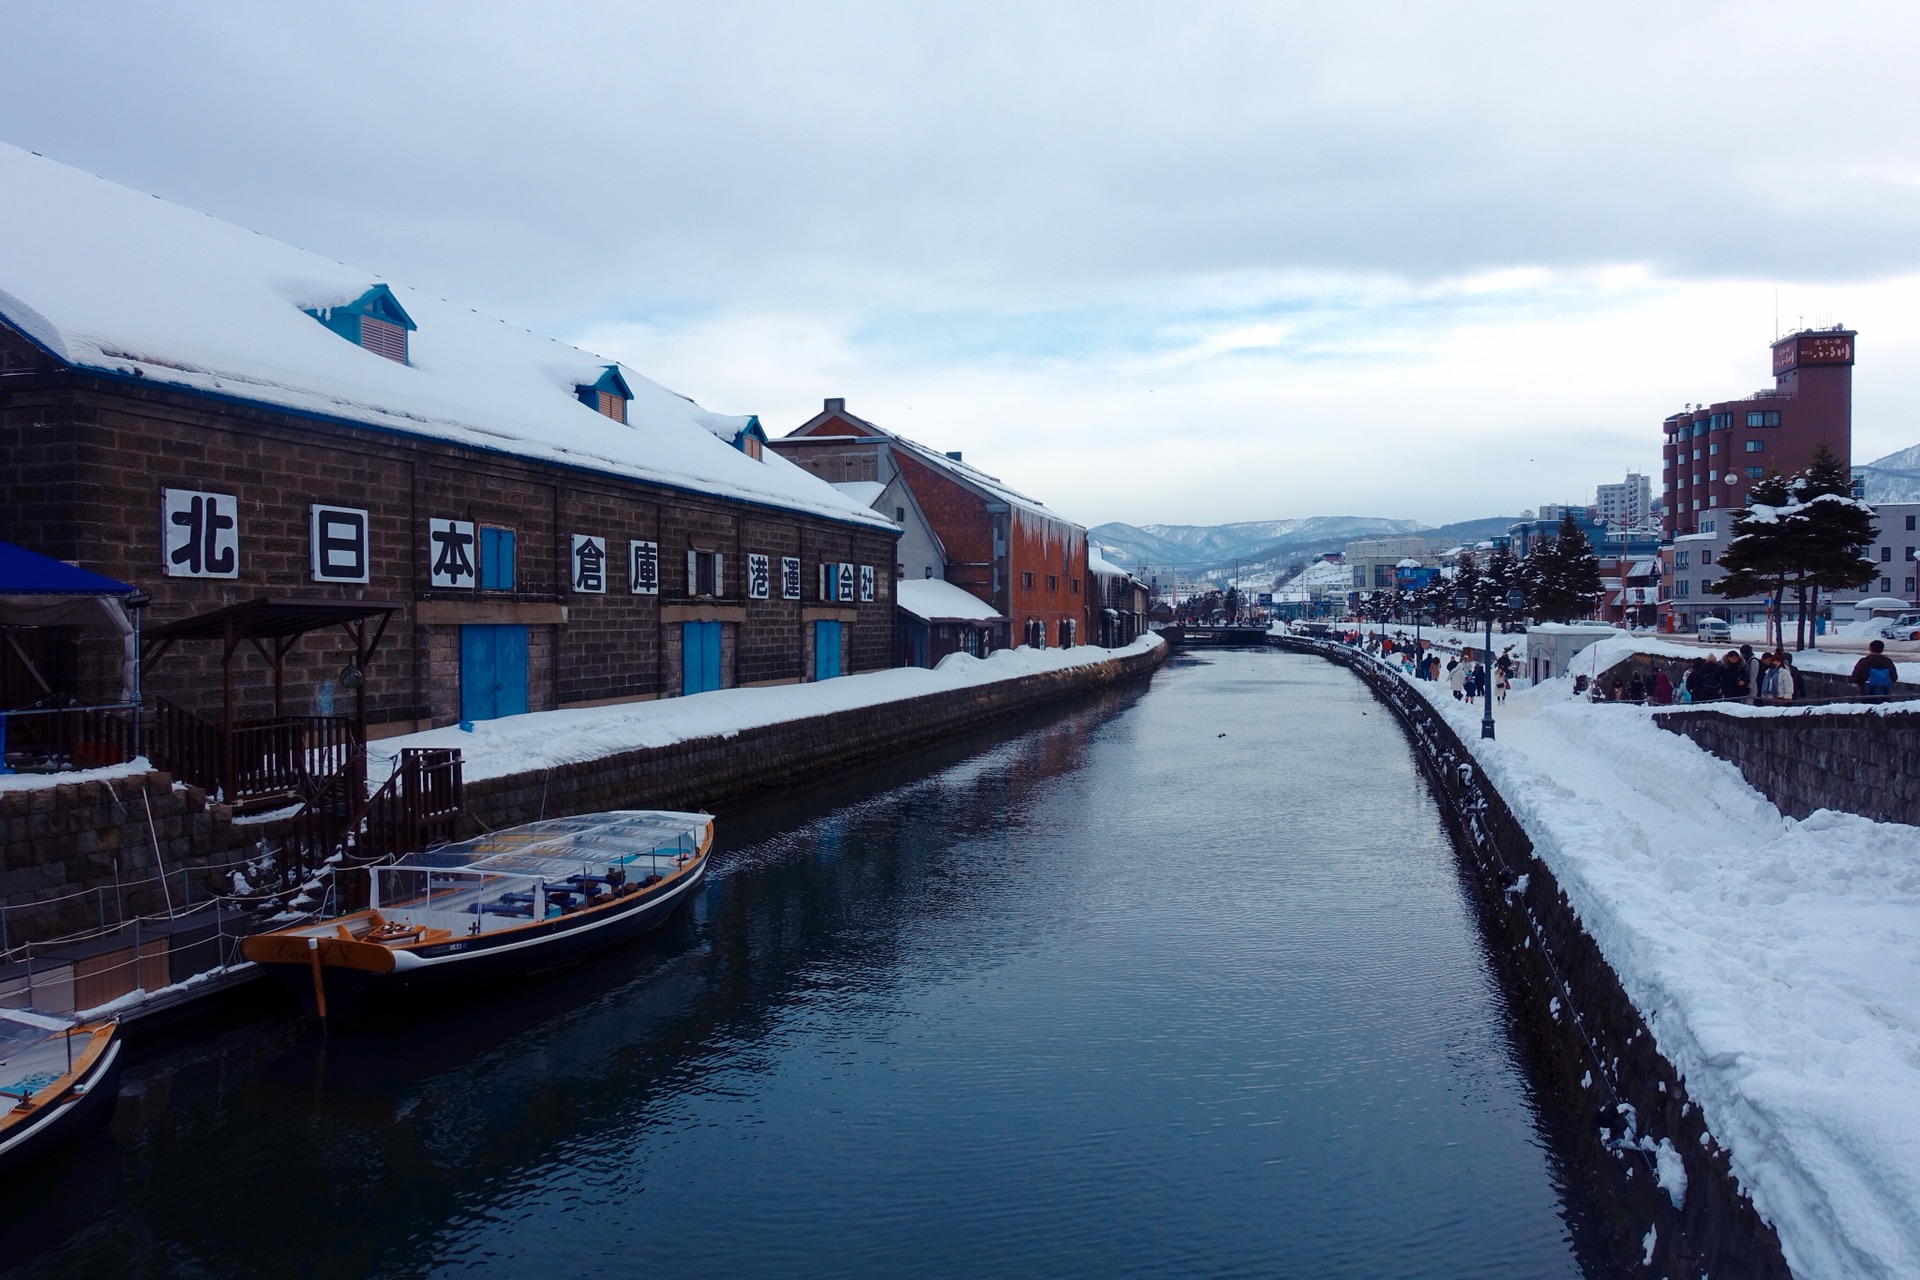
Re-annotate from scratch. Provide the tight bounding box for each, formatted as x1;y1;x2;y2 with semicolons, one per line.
1661;327;1854;538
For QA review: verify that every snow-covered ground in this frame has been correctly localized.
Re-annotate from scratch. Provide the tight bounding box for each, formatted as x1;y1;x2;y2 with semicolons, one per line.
0;757;154;792
369;635;1163;785
1393;657;1920;1278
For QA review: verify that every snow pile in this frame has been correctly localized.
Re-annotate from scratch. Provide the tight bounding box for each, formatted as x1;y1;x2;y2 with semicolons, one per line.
1404;668;1920;1278
0;143;889;533
369;635;1162;784
895;578;1005;622
0;757;154;792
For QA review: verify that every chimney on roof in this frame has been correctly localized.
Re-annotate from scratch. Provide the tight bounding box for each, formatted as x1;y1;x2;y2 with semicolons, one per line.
824;397;845;414
946;450;962;461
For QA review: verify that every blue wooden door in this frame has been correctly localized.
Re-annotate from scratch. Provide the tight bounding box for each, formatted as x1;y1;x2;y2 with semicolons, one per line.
461;624;528;720
813;619;842;681
682;620;723;695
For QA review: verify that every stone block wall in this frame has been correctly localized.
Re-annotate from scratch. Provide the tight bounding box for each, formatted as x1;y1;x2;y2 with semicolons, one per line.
1653;706;1920;826
462;643;1167;833
1273;635;1789;1279
1;770;254;945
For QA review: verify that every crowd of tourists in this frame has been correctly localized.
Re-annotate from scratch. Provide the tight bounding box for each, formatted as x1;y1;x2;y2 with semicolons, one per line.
1334;626;1904;709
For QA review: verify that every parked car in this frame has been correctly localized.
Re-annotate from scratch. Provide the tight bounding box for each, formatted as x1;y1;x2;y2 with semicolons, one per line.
1695;617;1731;643
1869;611;1920;641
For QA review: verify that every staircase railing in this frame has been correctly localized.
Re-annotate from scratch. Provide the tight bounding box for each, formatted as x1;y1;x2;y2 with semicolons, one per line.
281;748;464;911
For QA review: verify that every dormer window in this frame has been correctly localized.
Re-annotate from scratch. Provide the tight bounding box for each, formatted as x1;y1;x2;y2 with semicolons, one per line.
303;284;416;365
738;415;768;460
576;366;633;423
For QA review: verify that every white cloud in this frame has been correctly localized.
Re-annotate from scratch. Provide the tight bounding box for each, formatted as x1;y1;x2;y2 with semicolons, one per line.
4;1;1920;526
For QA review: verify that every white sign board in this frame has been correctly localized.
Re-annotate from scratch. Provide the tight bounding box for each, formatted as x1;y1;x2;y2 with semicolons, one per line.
428;518;476;589
309;505;370;584
162;489;239;578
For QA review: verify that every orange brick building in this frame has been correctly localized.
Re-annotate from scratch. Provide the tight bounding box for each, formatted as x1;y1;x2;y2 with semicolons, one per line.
772;400;1092;649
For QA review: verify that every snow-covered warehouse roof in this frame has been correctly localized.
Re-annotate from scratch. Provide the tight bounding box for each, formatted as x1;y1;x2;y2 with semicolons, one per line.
895;578;1006;623
1087;548;1133;579
0;143;891;532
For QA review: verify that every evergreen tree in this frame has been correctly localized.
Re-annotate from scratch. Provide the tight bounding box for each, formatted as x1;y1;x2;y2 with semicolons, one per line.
1709;473;1794;647
1482;543;1524;625
1525;515;1602;622
1450;552;1482;627
1790;444;1878;650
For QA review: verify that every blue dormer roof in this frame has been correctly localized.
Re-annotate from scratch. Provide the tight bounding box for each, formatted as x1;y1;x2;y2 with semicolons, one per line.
576;365;633;409
739;415;768;446
303;284;417;345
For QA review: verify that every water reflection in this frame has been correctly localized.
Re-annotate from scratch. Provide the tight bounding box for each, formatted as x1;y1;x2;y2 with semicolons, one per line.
1;651;1599;1278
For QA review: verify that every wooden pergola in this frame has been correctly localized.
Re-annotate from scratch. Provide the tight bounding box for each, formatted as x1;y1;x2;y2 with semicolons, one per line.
140;598;396;804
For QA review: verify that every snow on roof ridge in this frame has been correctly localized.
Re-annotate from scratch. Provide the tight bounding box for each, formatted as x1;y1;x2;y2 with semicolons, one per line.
0;142;890;532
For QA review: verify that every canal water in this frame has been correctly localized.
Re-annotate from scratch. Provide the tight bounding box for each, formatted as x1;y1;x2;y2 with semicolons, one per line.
2;648;1602;1278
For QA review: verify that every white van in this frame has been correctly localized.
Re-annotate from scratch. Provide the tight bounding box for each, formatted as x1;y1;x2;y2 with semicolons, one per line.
1695;617;1731;643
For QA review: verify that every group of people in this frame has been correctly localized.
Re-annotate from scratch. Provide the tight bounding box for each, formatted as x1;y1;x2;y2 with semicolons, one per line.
1580;645;1812;706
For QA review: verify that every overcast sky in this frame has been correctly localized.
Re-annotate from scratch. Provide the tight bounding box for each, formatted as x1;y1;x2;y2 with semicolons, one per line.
4;2;1918;527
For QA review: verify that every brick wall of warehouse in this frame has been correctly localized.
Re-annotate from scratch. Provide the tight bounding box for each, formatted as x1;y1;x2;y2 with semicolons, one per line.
0;362;898;731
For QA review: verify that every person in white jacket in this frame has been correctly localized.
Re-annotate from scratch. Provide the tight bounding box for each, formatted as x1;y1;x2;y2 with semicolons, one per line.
1449;650;1472;700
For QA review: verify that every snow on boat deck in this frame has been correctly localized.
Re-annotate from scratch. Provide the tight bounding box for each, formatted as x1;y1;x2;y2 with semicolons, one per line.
1401;663;1920;1279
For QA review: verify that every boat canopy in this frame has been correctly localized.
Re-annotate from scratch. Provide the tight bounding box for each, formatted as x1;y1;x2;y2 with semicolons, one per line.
393;810;707;878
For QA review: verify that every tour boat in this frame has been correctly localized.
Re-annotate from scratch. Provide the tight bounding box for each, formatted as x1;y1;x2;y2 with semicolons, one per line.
0;1010;122;1175
243;810;713;1018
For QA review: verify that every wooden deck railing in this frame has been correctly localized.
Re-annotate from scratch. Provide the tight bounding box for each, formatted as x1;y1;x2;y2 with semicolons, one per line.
145;699;358;807
0;704;137;771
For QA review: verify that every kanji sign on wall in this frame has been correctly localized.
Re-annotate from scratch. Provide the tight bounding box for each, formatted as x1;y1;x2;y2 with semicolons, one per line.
746;553;771;600
838;562;856;603
781;556;801;601
309;504;369;584
571;535;608;593
162;488;239;579
630;540;660;595
428;518;477;588
859;564;875;602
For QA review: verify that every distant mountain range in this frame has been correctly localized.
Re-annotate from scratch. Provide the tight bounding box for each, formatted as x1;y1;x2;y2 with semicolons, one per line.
1089;515;1520;589
1858;442;1920;504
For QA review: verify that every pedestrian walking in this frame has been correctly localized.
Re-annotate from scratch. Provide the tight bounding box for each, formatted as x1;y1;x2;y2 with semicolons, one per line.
1448;653;1469;701
1495;666;1510;703
1649;668;1674;705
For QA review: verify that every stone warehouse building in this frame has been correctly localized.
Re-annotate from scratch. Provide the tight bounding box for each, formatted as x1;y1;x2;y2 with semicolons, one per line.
0;144;898;736
770;399;1093;651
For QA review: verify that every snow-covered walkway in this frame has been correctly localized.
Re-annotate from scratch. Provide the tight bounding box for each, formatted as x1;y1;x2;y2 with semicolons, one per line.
1404;666;1920;1278
369;634;1163;785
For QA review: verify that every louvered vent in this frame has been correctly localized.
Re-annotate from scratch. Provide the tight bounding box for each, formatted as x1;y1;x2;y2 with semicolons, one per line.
359;315;408;364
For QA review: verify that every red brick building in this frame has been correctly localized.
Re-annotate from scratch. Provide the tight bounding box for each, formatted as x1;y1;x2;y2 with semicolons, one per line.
1661;327;1855;539
0;144;897;737
770;400;1092;650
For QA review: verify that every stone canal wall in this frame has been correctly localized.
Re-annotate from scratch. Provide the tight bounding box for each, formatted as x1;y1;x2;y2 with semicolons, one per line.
0;769;251;946
1652;704;1920;827
460;640;1168;833
1271;635;1790;1280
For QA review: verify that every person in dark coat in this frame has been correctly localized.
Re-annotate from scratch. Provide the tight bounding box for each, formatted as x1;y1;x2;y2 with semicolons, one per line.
1721;650;1751;700
1694;657;1724;701
1852;640;1899;696
1626;673;1646;702
1650;668;1674;705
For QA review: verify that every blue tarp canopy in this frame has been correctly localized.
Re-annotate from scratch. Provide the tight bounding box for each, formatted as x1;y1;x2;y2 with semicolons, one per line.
0;540;135;596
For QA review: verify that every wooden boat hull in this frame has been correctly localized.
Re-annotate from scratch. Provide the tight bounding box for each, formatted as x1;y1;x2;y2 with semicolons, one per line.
255;852;708;1018
0;1029;122;1176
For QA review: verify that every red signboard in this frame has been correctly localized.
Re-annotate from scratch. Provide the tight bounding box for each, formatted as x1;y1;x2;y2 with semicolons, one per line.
1773;333;1854;373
